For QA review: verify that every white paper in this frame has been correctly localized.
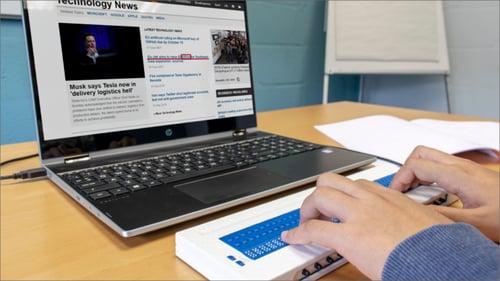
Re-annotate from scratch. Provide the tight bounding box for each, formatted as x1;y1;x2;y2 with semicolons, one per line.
334;1;439;61
315;115;500;164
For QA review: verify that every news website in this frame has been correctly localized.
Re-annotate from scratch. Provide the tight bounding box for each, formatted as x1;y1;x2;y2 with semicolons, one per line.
27;1;254;140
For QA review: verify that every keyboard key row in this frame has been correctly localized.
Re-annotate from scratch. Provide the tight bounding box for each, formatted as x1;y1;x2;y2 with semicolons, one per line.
61;135;322;201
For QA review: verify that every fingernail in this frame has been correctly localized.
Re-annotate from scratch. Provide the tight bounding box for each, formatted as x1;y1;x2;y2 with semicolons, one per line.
281;230;288;240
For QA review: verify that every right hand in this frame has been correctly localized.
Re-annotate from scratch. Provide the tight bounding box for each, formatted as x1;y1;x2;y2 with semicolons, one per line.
86;47;97;56
390;145;500;242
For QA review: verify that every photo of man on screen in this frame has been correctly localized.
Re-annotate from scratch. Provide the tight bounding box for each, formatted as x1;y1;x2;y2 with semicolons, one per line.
59;23;145;81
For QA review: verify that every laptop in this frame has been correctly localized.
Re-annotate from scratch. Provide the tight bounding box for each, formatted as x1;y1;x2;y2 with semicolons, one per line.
22;0;375;237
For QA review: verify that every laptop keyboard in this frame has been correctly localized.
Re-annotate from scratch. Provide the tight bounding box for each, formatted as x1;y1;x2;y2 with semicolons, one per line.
61;135;321;201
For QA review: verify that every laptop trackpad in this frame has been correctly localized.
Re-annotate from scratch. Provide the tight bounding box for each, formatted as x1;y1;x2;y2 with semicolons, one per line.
174;167;289;204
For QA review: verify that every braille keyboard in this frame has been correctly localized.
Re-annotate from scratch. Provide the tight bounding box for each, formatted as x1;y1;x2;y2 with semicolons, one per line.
219;173;396;260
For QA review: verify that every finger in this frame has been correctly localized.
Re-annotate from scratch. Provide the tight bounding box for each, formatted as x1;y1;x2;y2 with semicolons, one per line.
299;184;357;223
390;146;470;191
281;219;344;248
389;159;436;191
317;172;373;199
304;176;412;224
318;173;411;210
389;158;470;195
406;146;465;166
359;178;428;212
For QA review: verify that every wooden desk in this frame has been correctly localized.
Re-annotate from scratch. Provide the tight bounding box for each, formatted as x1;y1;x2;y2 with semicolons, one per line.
1;101;498;280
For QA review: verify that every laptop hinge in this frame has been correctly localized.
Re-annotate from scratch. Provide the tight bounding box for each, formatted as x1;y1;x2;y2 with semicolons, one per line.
232;129;247;137
64;153;91;164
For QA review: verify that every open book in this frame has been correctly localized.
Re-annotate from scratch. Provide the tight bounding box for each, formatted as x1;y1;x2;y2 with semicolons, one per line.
315;115;500;165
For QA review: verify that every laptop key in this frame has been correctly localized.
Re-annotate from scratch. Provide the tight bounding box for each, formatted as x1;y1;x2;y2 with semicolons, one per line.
82;182;121;194
109;187;131;196
89;191;112;200
144;180;162;188
76;179;102;189
128;184;148;191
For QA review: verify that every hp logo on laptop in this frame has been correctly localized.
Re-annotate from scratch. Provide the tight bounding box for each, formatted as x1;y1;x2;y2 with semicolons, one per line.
165;128;173;137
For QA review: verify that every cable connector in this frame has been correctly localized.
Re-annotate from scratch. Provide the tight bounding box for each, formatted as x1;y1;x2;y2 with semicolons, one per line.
0;168;47;180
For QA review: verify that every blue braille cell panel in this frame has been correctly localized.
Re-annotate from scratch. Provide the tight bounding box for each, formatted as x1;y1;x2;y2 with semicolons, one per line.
374;173;395;188
219;209;300;260
219;173;396;260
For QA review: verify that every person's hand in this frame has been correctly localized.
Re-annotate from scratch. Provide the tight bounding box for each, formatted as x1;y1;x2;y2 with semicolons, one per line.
390;145;500;242
281;172;453;280
86;47;97;56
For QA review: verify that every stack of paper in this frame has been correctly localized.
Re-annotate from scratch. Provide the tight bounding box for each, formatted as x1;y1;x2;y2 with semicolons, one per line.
315;115;500;164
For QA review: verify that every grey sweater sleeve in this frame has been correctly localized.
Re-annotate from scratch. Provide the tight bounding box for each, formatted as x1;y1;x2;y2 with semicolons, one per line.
382;223;499;281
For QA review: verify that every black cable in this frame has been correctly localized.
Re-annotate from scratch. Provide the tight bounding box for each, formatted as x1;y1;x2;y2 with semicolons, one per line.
0;167;47;180
375;156;403;167
0;153;39;166
0;153;46;181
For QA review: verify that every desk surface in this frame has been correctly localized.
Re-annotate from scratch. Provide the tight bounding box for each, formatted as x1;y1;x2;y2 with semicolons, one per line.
1;101;498;280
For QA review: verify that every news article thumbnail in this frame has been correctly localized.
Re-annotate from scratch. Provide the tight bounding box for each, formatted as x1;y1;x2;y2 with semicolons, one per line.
59;23;145;80
211;30;248;65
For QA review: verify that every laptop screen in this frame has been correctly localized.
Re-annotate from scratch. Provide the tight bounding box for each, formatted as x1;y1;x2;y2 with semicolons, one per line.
23;0;256;159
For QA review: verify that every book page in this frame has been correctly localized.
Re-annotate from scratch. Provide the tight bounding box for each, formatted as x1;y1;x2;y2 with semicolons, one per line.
315;115;499;164
411;119;499;152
